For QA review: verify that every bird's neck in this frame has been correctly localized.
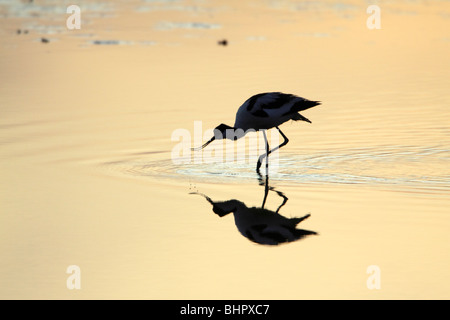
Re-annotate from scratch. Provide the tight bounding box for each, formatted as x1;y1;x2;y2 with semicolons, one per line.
224;126;246;141
213;200;245;216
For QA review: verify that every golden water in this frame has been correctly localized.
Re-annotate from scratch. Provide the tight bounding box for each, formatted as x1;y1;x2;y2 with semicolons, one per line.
0;0;449;299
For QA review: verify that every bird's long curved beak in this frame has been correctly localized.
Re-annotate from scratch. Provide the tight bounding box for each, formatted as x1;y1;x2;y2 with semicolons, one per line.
189;192;214;204
191;136;215;151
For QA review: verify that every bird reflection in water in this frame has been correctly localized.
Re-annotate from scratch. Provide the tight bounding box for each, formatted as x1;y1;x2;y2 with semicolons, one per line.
191;177;318;245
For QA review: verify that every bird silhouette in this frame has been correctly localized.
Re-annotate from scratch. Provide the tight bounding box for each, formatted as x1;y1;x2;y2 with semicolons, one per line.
192;92;320;175
191;177;317;245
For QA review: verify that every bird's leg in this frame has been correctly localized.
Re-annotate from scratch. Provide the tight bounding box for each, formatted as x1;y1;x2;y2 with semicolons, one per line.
268;126;289;155
261;174;269;208
263;130;269;176
274;190;288;213
260;174;288;211
256;127;289;174
256;130;270;175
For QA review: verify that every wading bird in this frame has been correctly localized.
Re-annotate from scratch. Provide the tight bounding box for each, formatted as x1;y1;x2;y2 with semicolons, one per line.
192;92;320;175
191;178;317;245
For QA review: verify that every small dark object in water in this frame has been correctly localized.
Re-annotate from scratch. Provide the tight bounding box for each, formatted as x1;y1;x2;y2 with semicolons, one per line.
41;38;49;43
92;40;121;45
217;39;228;46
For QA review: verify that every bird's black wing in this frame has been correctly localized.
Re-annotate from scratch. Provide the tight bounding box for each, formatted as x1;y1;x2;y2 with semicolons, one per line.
245;92;319;118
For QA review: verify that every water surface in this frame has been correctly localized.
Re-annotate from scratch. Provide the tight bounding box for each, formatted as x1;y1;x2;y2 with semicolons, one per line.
0;0;449;299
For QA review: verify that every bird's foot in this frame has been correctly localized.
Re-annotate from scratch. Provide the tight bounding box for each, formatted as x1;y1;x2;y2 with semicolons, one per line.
256;160;262;173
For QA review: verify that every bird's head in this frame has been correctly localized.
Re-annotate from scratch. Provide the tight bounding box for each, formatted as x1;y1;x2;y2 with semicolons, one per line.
211;200;243;217
214;123;234;139
190;192;241;217
191;123;236;151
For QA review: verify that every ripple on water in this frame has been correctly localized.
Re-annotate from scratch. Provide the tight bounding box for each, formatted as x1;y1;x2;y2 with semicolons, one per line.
100;145;450;194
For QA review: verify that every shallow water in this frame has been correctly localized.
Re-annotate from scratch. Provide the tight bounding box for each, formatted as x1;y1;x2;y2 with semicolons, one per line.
0;0;449;299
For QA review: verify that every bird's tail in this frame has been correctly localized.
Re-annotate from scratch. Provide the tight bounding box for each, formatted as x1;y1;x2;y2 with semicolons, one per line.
291;99;320;123
292;229;318;238
290;213;311;225
293;100;321;112
292;113;311;123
